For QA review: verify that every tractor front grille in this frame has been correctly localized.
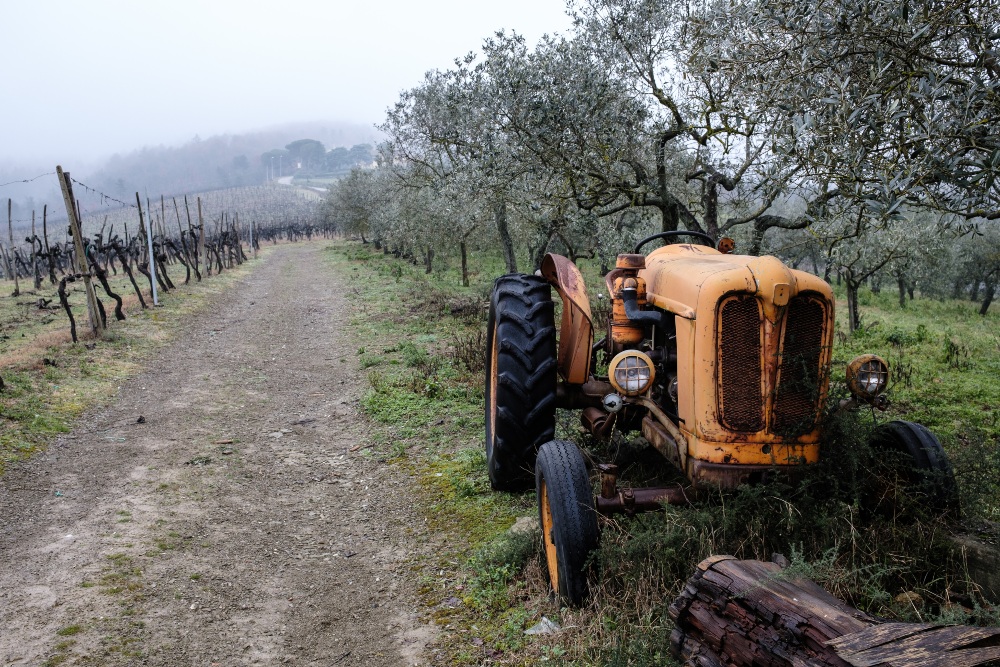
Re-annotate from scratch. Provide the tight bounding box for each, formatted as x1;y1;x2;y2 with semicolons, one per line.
718;294;763;432
773;295;827;436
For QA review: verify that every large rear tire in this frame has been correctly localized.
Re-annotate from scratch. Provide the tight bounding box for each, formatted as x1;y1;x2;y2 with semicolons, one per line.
536;440;600;607
868;420;960;518
485;274;557;491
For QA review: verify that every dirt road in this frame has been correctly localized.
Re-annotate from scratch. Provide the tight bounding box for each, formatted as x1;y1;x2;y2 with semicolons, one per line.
0;244;434;666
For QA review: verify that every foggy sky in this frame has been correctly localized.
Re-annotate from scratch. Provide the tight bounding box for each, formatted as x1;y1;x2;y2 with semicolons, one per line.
0;0;572;165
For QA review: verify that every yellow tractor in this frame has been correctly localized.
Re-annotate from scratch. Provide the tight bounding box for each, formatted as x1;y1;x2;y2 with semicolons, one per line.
485;232;958;605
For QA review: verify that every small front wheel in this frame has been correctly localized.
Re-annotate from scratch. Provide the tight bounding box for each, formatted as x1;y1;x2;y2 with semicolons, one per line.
535;440;600;606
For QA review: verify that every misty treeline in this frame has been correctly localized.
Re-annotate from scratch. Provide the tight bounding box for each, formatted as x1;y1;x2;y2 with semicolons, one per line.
0;123;379;219
323;0;1000;327
91;135;373;200
261;141;375;179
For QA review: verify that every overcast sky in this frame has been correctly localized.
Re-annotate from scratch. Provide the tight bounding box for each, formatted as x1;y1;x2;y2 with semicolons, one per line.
1;0;572;166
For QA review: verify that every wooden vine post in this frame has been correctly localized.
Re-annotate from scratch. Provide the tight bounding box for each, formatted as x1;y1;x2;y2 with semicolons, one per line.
6;199;20;296
197;196;207;277
31;210;41;290
136;193;159;306
56;166;103;337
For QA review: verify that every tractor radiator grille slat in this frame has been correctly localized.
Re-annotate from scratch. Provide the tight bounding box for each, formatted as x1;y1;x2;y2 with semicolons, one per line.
773;296;827;436
719;295;763;432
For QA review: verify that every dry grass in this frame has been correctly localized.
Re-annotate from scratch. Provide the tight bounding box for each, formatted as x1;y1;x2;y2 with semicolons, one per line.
0;251;267;474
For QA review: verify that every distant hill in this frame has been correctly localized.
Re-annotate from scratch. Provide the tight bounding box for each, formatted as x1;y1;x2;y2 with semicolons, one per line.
88;121;381;202
0;121;381;228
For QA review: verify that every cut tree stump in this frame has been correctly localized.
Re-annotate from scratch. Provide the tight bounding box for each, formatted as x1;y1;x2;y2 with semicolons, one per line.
668;556;1000;667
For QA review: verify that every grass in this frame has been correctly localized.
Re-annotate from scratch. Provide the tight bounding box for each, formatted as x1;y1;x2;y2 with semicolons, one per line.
4;238;995;663
836;286;1000;440
325;239;1000;665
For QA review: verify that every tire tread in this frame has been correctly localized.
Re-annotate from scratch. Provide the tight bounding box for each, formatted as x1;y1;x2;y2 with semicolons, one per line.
486;274;557;491
535;440;599;606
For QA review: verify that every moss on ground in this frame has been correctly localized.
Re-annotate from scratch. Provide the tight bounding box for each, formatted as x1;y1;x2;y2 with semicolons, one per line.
328;239;999;666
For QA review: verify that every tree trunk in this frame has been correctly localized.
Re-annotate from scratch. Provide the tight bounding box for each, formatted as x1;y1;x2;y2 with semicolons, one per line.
669;556;1000;667
660;201;680;233
897;274;907;309
460;240;469;287
424;245;433;274
748;219;767;256
670;556;875;666
703;179;720;238
846;274;861;332
43;205;56;285
494;201;517;274
980;276;996;316
531;229;556;272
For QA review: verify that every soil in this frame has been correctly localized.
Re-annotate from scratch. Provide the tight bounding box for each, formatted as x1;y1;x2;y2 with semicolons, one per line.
0;244;436;666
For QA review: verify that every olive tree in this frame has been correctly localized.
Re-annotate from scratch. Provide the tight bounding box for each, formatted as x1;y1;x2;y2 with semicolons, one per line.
727;0;1000;231
381;60;527;272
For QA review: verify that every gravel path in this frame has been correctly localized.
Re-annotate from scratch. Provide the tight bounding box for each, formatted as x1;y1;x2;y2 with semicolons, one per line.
0;243;434;666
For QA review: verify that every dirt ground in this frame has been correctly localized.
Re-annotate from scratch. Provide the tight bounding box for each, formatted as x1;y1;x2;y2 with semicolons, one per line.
0;244;436;666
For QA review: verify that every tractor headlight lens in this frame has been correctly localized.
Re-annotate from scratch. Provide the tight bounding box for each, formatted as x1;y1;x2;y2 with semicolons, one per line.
608;350;656;396
846;355;889;400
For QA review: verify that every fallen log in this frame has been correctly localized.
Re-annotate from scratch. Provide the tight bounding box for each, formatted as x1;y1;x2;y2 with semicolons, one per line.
669;556;1000;667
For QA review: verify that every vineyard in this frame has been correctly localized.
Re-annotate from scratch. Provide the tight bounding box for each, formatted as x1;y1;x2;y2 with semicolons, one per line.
0;178;328;472
0;180;325;351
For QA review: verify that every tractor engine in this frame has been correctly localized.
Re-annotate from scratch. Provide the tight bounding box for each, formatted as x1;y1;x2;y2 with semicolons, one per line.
545;241;844;490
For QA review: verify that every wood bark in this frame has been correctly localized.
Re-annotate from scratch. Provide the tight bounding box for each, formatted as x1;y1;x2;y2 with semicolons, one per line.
7;199;20;296
669;557;1000;667
31;211;41;290
494;201;517;273
56;168;102;336
182;195;201;281
197;197;207;277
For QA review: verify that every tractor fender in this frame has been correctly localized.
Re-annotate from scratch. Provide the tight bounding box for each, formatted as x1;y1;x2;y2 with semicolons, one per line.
541;253;593;384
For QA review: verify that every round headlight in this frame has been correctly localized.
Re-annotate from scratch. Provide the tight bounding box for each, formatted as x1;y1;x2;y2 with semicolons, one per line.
846;355;889;401
608;350;656;396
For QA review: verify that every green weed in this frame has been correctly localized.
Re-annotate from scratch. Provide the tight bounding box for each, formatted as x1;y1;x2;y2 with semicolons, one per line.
326;240;999;665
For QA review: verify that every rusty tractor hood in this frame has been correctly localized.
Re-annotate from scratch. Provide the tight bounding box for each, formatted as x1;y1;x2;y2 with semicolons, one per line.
640;244;832;320
640;243;835;459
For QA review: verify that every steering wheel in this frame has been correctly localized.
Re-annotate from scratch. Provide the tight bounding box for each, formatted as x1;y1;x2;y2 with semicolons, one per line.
633;230;717;254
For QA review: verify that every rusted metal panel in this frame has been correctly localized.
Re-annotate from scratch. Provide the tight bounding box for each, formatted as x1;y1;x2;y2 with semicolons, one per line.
774;294;829;436
718;294;764;432
646;245;835;469
642;415;684;471
685;437;819;467
687;459;802;490
541;253;593;384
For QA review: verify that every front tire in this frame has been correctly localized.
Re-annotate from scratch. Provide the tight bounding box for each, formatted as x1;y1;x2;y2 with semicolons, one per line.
536;440;600;606
485;274;557;491
868;420;960;517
